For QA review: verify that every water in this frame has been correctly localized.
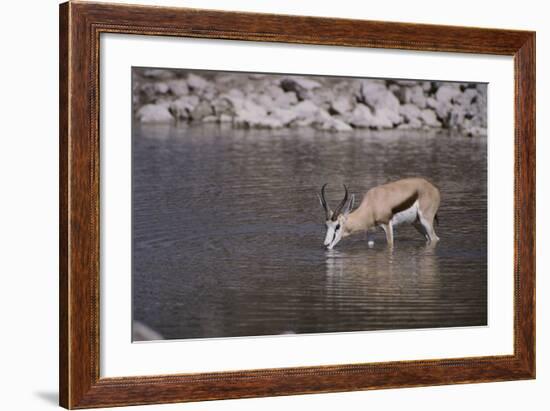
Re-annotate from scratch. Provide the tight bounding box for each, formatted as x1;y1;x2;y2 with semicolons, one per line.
132;124;487;340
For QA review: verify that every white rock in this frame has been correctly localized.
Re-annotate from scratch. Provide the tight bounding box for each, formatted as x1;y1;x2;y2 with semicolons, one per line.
265;84;285;99
219;114;233;123
273;91;298;108
374;107;402;127
226;88;245;99
454;88;479;106
398;85;427;108
293;100;319;117
167;79;189;97
202;115;218;123
280;77;322;100
347;104;375;128
143;69;176;80
271;108;298;126
426;97;438;109
359;81;400;112
191;100;213;121
169;95;200;119
420;109;441;127
463;125;487;137
136;104;173;123
211;96;234;116
281;76;322;91
154;82;169;94
331;96;354;115
256;94;275;110
399;104;422;122
435;84;461;104
395;80;420;87
316;116;353;132
233;100;279;128
186;73;210;91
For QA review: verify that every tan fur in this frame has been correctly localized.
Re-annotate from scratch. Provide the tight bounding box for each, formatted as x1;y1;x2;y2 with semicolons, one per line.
342;177;440;245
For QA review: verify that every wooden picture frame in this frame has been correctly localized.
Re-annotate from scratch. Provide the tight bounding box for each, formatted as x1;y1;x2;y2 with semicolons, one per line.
59;1;535;408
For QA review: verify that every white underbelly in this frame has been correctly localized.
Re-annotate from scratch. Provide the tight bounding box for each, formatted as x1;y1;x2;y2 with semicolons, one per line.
391;200;419;226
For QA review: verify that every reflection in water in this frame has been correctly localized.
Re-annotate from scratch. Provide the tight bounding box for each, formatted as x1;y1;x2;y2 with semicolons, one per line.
324;246;442;330
132;124;487;340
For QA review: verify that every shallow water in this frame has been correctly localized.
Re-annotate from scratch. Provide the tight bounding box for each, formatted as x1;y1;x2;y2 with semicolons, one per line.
132;124;487;340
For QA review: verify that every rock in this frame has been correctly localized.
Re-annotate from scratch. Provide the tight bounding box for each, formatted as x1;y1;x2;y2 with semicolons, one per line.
435;84;461;104
202;115;218;123
420;109;441;127
237;100;267;118
248;73;267;79
330;96;354;115
394;80;420;87
358;80;400;112
138;83;161;103
422;81;433;92
429;98;453;125
347;104;375;128
273;91;298;108
317;117;353;132
447;106;467;128
226;88;245;99
397;123;416;130
186;73;210;91
388;83;400;93
291;116;315;128
293;100;320;117
270;108;298;126
154;82;169;94
143;69;176;80
169;95;200;120
281;76;321;91
233;100;279;128
256;93;275;110
374;107;402;127
311;88;337;107
395;85;427;108
136;104;173;123
280;77;321;100
211;96;234;116
314;110;353;131
426;97;438;109
399;103;422;123
132;69;487;135
370;112;395;129
201;88;217;101
191;100;213;121
265;84;285;100
463;125;487;137
457;88;479;105
219;113;233;123
167;79;189;97
346;104;401;129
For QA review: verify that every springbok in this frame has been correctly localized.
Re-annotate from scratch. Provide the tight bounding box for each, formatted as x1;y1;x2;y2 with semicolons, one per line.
318;178;440;249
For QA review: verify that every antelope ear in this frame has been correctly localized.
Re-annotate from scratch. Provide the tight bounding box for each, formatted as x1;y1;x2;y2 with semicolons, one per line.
344;194;355;215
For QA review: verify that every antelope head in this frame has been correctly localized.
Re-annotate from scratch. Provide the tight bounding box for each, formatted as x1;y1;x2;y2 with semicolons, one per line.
318;184;355;249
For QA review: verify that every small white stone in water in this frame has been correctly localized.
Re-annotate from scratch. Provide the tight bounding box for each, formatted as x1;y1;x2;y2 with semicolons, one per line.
368;240;375;248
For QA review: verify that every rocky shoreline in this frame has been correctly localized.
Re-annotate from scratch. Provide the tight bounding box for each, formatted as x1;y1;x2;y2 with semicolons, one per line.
133;69;487;137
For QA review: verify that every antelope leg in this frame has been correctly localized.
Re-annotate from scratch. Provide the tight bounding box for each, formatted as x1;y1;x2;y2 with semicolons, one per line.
380;222;394;246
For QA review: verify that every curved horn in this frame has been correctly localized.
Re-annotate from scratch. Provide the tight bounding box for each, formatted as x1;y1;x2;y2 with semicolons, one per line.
331;184;349;221
319;183;331;220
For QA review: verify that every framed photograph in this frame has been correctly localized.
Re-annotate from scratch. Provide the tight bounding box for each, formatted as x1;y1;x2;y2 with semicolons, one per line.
59;1;535;408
